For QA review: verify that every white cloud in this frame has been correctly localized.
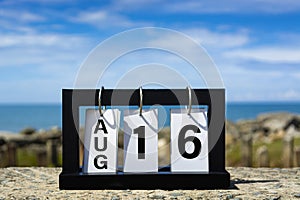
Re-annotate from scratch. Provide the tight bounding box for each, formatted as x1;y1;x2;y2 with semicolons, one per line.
0;9;45;22
0;32;95;103
97;49;208;89
71;9;150;28
110;0;300;14
0;19;35;33
165;0;300;14
224;47;300;64
0;33;90;48
183;28;250;48
281;89;300;100
0;1;299;103
292;72;300;79
111;0;162;11
0;9;46;34
19;0;73;3
0;78;72;103
0;32;94;71
216;60;300;102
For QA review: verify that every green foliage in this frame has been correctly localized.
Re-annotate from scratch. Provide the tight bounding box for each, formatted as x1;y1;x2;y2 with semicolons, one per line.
17;148;37;166
226;141;242;166
6;137;300;167
226;137;300;167
252;139;283;167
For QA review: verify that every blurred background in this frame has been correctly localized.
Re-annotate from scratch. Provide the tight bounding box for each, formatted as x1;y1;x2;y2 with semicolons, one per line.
0;0;300;168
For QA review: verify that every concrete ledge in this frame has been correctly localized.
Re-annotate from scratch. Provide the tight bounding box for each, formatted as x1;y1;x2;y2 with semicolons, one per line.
0;167;300;199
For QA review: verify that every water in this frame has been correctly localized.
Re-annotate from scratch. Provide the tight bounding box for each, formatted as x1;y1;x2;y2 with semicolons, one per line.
0;104;61;132
226;102;300;122
0;102;300;132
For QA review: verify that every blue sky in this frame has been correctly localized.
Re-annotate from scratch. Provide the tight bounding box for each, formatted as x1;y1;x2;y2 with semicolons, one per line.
1;0;300;103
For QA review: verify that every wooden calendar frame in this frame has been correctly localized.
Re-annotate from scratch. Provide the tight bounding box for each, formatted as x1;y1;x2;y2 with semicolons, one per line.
59;89;230;189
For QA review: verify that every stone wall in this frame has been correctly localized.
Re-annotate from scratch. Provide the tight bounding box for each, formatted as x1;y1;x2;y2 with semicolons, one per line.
0;167;299;199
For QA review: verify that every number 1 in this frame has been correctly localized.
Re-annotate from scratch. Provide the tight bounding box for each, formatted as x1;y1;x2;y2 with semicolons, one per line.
133;126;145;159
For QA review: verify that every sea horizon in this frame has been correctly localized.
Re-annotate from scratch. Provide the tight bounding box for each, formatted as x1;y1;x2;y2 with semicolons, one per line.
0;101;300;133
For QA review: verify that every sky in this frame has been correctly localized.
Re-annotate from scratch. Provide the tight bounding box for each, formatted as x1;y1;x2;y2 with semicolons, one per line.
1;0;300;103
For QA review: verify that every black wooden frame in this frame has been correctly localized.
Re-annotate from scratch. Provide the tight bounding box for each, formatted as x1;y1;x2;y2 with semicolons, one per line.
59;89;230;189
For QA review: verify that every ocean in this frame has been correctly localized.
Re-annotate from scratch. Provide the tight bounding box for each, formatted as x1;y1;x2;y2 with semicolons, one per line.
0;102;300;133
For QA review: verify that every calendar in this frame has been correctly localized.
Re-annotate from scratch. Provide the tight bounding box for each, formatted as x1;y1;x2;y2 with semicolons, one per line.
83;109;120;174
59;88;230;189
123;109;158;173
83;108;209;174
170;109;209;172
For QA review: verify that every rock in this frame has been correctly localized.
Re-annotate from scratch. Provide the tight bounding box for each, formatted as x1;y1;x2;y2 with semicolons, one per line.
267;130;285;142
262;119;286;133
270;196;281;200
158;138;170;166
233;112;300;143
0;167;300;199
257;113;300;135
252;191;261;196
158;127;170;141
111;196;120;200
236;119;259;134
169;192;182;197
284;117;300;130
25;195;39;200
49;126;60;133
226;120;240;139
256;145;269;167
0;138;6;146
225;132;234;147
286;126;300;137
225;194;234;199
233;198;242;200
118;130;124;148
20;127;36;135
149;194;165;199
126;189;131;193
0;132;23;142
257;112;293;123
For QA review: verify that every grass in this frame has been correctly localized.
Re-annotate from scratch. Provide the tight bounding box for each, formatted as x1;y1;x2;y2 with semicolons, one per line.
226;141;242;166
226;137;300;167
17;148;37;167
295;138;300;146
253;138;285;167
6;136;300;167
16;146;62;167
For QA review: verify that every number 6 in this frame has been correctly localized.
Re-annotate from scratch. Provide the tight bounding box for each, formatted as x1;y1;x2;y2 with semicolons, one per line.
178;125;201;159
